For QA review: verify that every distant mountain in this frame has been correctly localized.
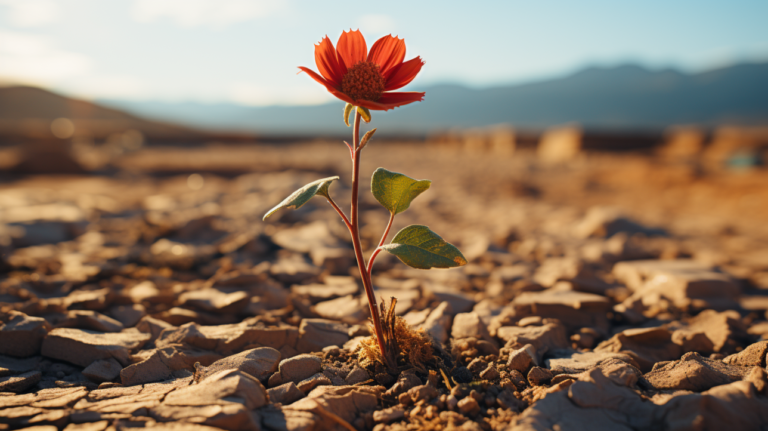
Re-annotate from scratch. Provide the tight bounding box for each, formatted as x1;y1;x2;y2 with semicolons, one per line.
0;86;205;140
99;62;768;135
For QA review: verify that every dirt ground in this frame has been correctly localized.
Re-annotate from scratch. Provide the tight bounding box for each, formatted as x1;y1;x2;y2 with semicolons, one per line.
1;141;767;430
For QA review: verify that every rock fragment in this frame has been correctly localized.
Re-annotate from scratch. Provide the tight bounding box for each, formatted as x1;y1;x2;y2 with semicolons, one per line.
527;367;553;386
0;311;51;357
41;328;150;367
194;347;280;383
595;326;681;372
268;354;322;387
373;405;405;423
645;352;751;391
295;319;348;354
82;358;122;383
496;322;569;360
0;370;41;393
267;382;305;405
723;341;768;368
507;344;538;373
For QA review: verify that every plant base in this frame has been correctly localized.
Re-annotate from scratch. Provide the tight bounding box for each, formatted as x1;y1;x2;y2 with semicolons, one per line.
357;297;435;375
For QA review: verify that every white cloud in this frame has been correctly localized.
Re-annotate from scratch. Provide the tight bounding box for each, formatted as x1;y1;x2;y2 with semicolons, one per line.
132;0;284;28
0;30;147;100
228;82;332;107
0;31;91;85
0;0;59;27
357;14;396;35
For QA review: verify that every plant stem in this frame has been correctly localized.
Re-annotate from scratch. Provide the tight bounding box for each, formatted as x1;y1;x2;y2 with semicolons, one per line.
366;211;395;278
348;111;389;365
325;195;352;231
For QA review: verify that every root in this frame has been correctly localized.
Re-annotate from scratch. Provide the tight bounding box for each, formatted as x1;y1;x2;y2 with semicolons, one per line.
357;297;435;373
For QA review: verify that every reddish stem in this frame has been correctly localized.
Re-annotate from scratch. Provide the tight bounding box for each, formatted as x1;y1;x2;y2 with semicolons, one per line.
366;211;395;278
325;195;352;231
348;112;388;364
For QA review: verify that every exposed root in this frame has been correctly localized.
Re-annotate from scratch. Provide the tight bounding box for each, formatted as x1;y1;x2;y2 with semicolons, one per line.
357;297;435;373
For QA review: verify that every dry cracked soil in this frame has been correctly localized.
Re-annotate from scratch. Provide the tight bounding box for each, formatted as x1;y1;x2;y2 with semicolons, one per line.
1;141;768;431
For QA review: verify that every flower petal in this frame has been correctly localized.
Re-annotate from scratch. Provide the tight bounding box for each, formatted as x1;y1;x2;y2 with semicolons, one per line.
367;34;406;78
314;36;346;86
298;67;356;105
357;91;425;111
298;66;336;91
384;56;424;91
336;29;367;70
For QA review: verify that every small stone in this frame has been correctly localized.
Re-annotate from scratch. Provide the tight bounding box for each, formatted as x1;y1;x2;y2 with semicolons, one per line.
268;354;322;387
179;288;250;314
595;326;682;372
195;347;280;383
60;310;124;332
296;372;331;393
291;277;359;303
527;367;553;386
446;394;458;410
419;302;453;344
135;316;174;343
108;304;146;328
267;382;305;405
167;371;266;410
452;312;493;342
408;384;439;403
0;370;41;393
373;405;405;423
41;328;150;367
467;358;488;375
345;366;370;385
507;344;537;373
723;341;768;368
383;373;421;404
313;295;368;324
458;396;480;415
613;259;740;310
508;369;527;391
480;364;500;380
644;352;744;391
82;358;122;383
496;323;569;359
0;311;51;357
296;319;349;354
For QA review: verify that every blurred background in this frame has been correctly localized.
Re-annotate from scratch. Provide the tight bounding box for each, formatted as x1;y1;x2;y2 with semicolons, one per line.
0;0;767;293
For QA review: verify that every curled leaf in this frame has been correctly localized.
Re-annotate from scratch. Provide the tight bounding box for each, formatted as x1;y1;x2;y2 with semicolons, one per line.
357;106;372;123
371;168;431;215
343;103;354;127
358;128;377;151
381;225;467;269
263;176;339;221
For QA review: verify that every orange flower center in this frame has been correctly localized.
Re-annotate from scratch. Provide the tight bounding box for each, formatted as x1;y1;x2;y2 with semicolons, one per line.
341;61;385;102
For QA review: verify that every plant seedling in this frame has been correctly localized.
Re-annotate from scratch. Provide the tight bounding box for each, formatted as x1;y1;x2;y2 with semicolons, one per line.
264;30;466;372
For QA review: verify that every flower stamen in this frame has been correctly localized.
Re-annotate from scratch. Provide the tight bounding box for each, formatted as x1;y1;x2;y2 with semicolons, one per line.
341;61;386;102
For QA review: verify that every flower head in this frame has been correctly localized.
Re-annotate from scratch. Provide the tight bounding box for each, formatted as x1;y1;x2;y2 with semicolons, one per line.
299;30;425;111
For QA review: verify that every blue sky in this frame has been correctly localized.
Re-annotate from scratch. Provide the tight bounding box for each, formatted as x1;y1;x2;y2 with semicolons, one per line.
1;0;766;106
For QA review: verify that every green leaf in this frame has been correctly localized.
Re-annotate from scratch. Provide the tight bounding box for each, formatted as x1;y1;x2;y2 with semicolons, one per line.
381;225;467;269
263;176;339;221
371;168;431;215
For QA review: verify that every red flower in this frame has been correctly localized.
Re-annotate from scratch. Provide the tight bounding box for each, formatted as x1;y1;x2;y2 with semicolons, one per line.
299;29;425;111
